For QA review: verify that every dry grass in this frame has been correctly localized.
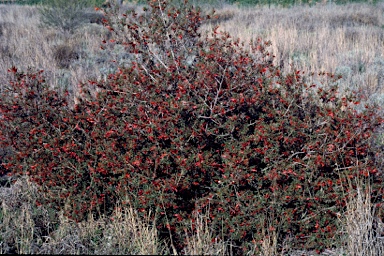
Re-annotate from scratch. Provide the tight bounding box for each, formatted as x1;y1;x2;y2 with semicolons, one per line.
2;175;382;255
181;205;231;255
0;177;231;255
37;205;164;254
0;176;52;254
0;176;169;254
0;3;112;103
201;2;384;104
1;1;384;255
340;181;384;256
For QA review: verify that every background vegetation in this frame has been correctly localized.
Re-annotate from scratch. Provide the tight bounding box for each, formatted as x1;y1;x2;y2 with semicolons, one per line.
0;0;381;7
1;0;384;255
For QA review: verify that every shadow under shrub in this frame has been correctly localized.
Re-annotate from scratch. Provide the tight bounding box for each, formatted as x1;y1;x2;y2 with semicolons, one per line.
1;0;384;254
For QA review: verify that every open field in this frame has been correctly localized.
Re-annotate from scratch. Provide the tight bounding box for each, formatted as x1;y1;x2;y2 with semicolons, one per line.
1;1;383;105
1;1;384;254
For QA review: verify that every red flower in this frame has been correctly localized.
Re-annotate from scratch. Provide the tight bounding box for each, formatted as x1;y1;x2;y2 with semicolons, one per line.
8;66;17;73
105;130;115;138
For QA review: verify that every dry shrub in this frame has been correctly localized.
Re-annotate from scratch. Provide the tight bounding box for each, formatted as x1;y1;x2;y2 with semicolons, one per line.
330;12;381;28
208;8;236;25
53;43;80;69
82;11;105;25
38;0;98;34
0;21;12;37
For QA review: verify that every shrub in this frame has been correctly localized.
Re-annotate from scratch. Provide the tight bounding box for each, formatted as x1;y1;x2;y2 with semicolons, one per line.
53;43;80;69
1;0;383;254
38;0;103;34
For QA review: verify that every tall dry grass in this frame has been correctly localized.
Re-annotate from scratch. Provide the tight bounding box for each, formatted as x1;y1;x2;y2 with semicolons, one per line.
201;1;384;102
0;3;113;105
1;1;384;255
3;175;382;255
0;175;168;254
340;180;384;256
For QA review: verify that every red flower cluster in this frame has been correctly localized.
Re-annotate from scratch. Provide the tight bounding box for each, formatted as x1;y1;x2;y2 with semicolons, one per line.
1;0;383;254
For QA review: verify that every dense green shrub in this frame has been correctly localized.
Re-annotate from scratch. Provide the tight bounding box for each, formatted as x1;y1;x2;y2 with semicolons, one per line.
1;0;383;253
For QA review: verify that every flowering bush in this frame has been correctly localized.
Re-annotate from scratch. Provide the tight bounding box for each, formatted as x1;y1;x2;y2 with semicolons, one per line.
1;0;383;253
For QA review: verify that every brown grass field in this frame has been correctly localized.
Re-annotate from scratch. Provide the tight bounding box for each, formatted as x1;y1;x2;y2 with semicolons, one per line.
1;1;384;254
